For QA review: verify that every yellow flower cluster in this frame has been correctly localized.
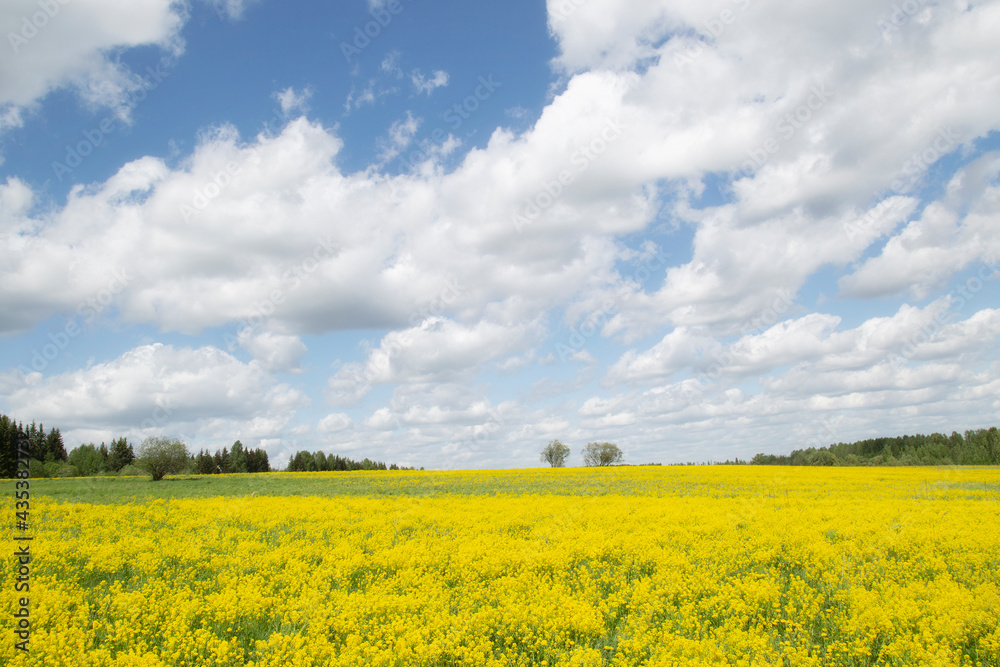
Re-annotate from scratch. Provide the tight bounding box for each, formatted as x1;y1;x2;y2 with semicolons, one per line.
3;466;999;666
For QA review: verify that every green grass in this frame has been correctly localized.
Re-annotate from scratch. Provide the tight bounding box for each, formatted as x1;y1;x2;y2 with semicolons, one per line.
20;465;1000;505
18;468;663;504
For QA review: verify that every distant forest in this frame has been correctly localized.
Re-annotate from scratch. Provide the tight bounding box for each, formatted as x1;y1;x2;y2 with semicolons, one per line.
751;428;1000;466
0;411;273;478
285;450;419;472
0;411;414;478
0;414;68;478
3;410;997;477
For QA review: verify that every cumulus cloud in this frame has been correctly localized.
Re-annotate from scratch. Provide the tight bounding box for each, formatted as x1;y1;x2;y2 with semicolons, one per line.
3;0;1000;467
0;176;33;226
0;0;185;118
328;316;541;404
0;93;662;341
239;332;307;374
318;412;353;433
358;383;524;468
609;299;1000;388
1;343;308;449
839;153;1000;298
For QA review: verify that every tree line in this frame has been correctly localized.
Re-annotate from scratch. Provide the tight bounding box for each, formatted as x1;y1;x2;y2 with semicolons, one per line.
285;450;418;472
0;411;415;480
0;411;151;478
9;408;995;479
193;441;270;474
0;415;68;478
751;428;1000;466
67;438;137;475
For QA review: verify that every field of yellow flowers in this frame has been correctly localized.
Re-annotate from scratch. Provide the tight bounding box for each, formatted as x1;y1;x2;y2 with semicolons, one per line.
3;466;1000;666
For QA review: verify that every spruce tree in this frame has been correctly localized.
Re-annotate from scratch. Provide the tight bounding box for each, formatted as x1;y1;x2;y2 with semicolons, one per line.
0;414;16;478
46;428;68;461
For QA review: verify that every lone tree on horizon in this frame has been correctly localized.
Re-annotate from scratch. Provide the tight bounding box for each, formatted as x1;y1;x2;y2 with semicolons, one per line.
582;441;623;467
540;440;570;467
137;436;189;481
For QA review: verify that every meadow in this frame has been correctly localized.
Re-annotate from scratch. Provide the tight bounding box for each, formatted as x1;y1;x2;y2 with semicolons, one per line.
3;466;999;666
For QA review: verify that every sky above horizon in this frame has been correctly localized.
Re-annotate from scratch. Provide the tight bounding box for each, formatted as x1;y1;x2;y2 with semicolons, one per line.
1;0;998;470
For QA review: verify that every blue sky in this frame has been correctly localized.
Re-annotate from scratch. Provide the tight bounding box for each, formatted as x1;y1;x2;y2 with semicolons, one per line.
1;0;998;469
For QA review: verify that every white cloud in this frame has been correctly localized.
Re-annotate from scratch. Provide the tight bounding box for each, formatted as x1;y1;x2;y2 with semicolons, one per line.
343;79;399;113
606;327;705;385
608;298;1000;388
539;0;1000;324
380;51;404;79
203;0;260;21
343;83;376;112
0;0;185;118
328;316;540;404
273;86;312;117
0;94;664;341
411;69;449;95
377;111;421;162
839;153;1000;298
0;343;308;450
318;412;353;433
239;332;307;374
505;106;530;121
0;176;33;226
3;0;1000;468
497;348;558;373
356;384;524;468
0;104;23;134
